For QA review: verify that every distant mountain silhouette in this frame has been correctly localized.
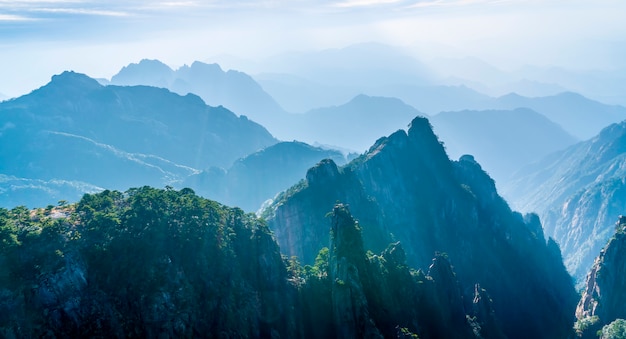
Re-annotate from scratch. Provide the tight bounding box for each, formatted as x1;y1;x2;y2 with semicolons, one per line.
183;141;346;212
110;59;288;136
259;74;624;143
261;42;435;89
503;121;626;280
430;108;579;184
0;71;277;207
492;92;626;140
283;94;421;152
370;89;625;140
254;72;359;113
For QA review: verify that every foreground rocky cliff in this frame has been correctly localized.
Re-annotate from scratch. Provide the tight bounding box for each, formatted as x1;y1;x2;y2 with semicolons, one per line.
575;216;626;338
0;187;296;338
0;187;521;338
264;116;578;338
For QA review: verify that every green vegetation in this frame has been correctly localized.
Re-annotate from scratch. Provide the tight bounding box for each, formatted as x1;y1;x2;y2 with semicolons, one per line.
601;319;626;339
0;186;296;337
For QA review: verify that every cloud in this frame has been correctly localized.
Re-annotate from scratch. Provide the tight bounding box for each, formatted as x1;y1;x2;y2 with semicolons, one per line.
332;0;407;8
0;13;35;21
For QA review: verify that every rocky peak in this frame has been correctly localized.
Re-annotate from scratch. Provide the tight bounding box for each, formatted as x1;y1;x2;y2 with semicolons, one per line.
306;159;340;187
110;59;174;87
329;204;381;339
576;216;626;336
36;71;103;97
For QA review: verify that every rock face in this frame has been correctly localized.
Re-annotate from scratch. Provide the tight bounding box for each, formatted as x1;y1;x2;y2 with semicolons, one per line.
329;205;381;339
265;116;578;338
298;204;480;338
503;121;626;281
576;216;626;338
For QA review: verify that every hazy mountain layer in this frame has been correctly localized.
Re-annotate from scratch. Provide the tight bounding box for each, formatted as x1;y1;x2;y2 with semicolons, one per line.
430;108;578;184
285;94;420;152
264;116;577;338
110;59;288;135
492;92;626;140
0;71;276;207
503;121;626;280
183;141;346;212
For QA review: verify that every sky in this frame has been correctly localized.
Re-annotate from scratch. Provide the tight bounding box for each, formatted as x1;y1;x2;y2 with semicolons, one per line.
1;0;625;98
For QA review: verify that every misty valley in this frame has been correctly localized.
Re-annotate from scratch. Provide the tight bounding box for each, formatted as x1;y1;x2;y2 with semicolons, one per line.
2;45;626;338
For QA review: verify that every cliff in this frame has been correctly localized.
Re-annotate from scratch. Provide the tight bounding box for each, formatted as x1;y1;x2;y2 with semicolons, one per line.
265;116;578;338
575;216;626;338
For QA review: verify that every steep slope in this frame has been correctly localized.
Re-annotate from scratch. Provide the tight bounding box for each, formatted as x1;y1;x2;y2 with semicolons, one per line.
0;71;277;207
183;141;346;212
110;59;288;135
503;121;626;280
575;216;626;338
0;187;298;338
298;204;489;338
430;108;578;184
0;187;506;338
264;117;577;338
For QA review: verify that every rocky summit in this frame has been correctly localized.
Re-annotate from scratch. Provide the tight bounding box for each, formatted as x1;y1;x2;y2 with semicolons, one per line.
264;116;578;338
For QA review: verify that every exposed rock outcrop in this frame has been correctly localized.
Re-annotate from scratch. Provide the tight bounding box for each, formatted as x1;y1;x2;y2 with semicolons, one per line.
576;216;626;338
266;116;578;338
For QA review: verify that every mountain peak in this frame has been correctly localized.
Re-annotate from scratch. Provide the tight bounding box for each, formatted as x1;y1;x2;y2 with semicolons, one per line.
110;59;174;87
31;71;102;97
50;71;102;89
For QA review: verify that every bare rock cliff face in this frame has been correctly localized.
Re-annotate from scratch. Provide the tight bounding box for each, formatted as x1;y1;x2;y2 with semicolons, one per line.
576;216;626;338
266;116;578;338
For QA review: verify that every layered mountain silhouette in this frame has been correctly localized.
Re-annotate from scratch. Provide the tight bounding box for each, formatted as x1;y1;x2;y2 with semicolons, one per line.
430;108;578;184
263;116;577;338
0;71;277;207
110;59;288;136
503;120;626;280
285;94;420;152
492;92;626;140
183;141;346;212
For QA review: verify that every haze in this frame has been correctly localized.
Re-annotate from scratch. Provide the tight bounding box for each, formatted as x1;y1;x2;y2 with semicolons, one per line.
1;0;625;100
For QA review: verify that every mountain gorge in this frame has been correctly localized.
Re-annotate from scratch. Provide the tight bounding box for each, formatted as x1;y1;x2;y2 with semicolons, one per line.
264;117;577;338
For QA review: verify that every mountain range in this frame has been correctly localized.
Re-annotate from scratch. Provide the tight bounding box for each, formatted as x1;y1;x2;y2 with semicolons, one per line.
0;115;578;337
430;108;578;183
503;121;626;281
263;116;577;338
0;71;277;207
108;59;289;137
